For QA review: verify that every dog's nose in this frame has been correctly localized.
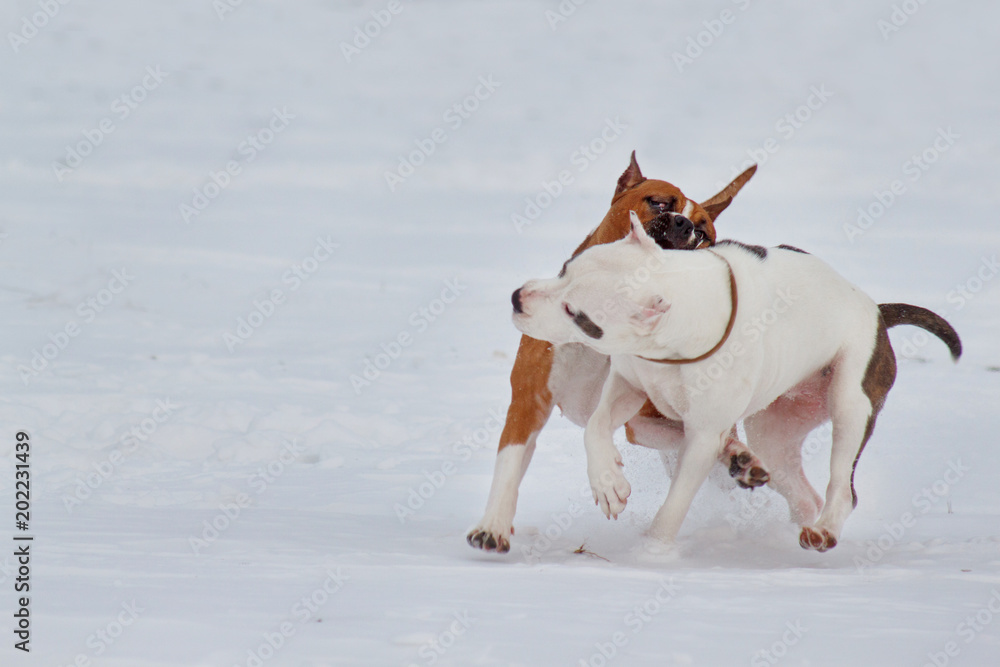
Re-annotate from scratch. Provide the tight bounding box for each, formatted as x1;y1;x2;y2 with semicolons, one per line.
511;287;524;314
673;214;693;235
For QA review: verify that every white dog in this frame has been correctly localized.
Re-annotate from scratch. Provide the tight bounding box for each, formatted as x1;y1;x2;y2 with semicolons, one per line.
511;213;960;551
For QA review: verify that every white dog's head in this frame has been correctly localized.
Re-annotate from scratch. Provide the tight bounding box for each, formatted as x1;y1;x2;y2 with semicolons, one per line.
511;212;674;355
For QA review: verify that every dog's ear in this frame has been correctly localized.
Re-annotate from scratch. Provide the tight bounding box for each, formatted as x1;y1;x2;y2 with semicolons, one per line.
614;150;646;199
628;296;670;334
700;164;757;221
627;211;658;250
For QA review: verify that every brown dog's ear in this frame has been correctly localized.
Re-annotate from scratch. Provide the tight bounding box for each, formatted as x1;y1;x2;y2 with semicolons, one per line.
613;150;646;199
700;164;757;221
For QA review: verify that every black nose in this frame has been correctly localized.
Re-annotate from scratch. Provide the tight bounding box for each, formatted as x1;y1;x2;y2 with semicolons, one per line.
673;214;693;235
511;287;524;314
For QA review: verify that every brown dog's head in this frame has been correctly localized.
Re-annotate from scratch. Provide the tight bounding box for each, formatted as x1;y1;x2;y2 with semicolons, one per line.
571;151;756;256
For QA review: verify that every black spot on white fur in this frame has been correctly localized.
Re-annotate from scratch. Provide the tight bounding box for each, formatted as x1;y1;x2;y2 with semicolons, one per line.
777;244;809;254
717;239;767;260
572;310;603;339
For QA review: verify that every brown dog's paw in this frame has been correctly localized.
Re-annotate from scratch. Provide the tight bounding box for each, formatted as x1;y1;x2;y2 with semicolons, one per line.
798;526;838;552
728;451;770;489
467;528;511;554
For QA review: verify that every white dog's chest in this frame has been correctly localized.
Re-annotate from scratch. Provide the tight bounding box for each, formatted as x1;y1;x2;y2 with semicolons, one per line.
548;343;611;427
611;357;686;421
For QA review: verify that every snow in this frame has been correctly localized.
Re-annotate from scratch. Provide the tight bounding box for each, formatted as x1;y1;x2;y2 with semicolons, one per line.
1;0;999;665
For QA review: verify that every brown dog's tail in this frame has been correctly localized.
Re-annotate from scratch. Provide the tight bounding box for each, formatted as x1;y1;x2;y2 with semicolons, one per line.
879;303;962;361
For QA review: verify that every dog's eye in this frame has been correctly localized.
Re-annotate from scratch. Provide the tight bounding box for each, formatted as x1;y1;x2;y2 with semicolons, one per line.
563;303;574;317
647;196;676;213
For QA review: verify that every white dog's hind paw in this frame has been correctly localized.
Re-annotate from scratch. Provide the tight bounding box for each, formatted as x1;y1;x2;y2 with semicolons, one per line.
799;526;837;552
467;523;513;553
589;463;631;519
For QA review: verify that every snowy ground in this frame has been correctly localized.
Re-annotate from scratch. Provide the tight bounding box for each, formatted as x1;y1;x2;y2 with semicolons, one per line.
1;0;999;665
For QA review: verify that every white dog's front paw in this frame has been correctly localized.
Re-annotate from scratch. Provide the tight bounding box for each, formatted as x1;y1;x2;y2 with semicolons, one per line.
588;457;631;519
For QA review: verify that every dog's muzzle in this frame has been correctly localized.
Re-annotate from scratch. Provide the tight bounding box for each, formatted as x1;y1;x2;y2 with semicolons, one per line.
511;287;524;314
646;212;698;250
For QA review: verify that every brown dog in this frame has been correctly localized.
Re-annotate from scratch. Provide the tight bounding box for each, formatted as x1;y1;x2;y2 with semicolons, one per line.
468;153;758;553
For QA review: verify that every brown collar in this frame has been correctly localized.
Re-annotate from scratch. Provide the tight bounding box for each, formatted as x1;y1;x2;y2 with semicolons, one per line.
639;250;738;365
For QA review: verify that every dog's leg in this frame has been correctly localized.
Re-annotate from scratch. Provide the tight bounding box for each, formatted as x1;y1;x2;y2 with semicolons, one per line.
722;428;771;490
646;428;728;542
743;372;833;525
467;431;543;553
800;325;895;552
626;404;767;488
468;336;555;553
799;388;867;552
745;406;826;526
585;370;647;519
624;401;684;450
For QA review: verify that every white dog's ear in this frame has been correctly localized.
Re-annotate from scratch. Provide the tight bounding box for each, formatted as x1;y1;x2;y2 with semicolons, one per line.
627;211;658;250
627;210;643;240
628;295;670;333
